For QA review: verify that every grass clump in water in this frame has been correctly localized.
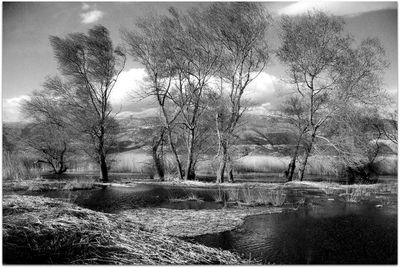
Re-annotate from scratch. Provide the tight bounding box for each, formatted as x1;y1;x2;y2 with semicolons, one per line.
3;195;250;264
211;187;226;203
225;187;286;207
62;177;97;190
343;187;371;203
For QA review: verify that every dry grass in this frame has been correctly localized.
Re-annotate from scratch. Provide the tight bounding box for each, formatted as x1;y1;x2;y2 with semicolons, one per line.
234;155;290;173
3;151;41;181
306;156;341;176
110;151;153;173
225;186;286;207
3;195;251;264
211;187;226;203
289;181;397;199
227;188;240;202
120;206;284;238
62;177;97;190
343;188;371;203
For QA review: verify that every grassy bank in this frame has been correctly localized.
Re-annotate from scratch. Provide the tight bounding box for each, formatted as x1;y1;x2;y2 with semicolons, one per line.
3;177;99;192
3;195;252;264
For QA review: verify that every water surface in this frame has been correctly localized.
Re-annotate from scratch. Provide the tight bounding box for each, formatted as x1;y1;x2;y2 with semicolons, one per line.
190;200;397;264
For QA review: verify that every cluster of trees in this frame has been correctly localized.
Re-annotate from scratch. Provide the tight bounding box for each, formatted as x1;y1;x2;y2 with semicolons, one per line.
20;3;394;183
277;11;390;182
122;3;270;182
22;26;125;181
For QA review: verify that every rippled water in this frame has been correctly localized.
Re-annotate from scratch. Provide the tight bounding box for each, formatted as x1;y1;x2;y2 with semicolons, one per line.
190;200;397;264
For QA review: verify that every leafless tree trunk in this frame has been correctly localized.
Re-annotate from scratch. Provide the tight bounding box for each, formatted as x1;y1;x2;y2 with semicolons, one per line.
152;128;165;181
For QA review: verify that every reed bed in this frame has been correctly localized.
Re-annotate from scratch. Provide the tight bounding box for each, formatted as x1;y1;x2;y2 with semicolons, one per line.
3;151;41;181
3;195;249;265
110;152;153;173
234;155;290;173
225;187;286;207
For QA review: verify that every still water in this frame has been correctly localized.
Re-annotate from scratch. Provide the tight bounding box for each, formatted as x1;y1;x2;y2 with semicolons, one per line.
190;200;397;264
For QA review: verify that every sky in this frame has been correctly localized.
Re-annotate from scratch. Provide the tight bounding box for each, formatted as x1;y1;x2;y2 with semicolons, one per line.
2;1;398;122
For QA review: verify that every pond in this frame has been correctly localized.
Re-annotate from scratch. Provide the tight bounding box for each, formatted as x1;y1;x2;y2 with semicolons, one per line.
24;184;225;213
20;183;397;264
189;200;397;264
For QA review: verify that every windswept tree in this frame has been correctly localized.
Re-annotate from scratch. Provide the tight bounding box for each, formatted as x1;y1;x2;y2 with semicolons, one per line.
124;7;222;180
206;2;271;183
123;13;185;179
24;25;126;182
278;11;388;181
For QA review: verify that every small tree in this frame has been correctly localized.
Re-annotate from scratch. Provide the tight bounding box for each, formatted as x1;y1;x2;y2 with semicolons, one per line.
22;122;71;174
46;25;126;182
279;96;309;181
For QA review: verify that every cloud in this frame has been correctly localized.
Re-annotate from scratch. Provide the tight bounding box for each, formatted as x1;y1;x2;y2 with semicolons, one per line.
110;68;148;106
81;3;90;11
247;103;273;115
115;108;158;119
80;4;104;24
2;95;30;122
81;10;104;24
278;1;396;17
244;72;281;105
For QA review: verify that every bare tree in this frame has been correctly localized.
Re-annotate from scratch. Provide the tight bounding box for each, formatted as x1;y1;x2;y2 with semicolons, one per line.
279;96;309;181
278;11;388;181
124;7;221;180
206;2;271;183
321;106;389;183
44;25;126;182
22;122;71;174
21;87;73;174
123;13;185;179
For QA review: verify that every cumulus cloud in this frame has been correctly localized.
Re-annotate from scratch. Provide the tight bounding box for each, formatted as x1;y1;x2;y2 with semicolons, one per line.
110;68;148;106
278;1;396;16
244;72;281;106
2;95;30;122
80;4;104;24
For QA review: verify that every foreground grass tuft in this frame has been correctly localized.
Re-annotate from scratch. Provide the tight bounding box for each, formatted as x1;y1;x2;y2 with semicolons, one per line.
3;195;250;265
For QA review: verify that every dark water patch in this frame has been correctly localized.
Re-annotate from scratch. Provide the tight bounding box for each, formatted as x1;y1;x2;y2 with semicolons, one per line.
21;185;229;213
189;201;397;264
159;200;225;210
